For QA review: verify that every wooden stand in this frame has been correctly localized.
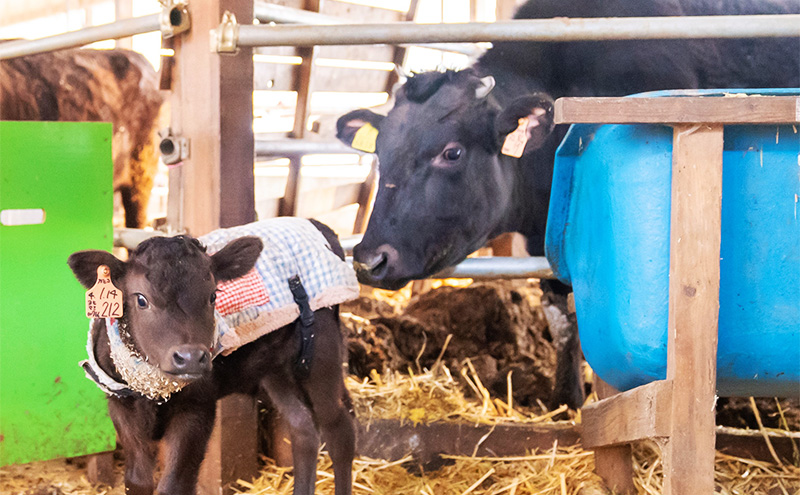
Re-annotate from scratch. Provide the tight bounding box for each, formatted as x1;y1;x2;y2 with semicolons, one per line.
554;95;800;495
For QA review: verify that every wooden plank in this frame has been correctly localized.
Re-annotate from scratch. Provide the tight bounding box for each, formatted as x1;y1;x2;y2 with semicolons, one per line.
254;59;393;93
86;452;115;486
594;446;635;495
554;96;800;125
662;124;723;495
581;380;672;448
167;0;256;233
356;419;581;465
279;0;320;217
168;1;258;493
353;156;378;234
295;181;363;218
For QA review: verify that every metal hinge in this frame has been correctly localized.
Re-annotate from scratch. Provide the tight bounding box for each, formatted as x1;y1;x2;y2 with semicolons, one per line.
211;11;240;54
159;0;191;38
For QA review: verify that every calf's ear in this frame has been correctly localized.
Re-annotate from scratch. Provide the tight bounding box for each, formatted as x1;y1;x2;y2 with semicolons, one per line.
211;236;263;281
495;94;555;153
68;250;126;288
336;109;385;153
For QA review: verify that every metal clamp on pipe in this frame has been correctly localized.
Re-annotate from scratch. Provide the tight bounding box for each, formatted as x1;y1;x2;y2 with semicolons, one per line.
212;11;240;53
159;0;191;38
158;128;190;165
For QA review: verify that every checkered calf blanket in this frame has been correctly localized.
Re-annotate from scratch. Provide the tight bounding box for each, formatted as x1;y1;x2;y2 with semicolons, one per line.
200;217;359;356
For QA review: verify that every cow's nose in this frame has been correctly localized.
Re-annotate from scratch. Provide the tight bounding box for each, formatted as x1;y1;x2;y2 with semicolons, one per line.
353;243;398;283
168;345;211;376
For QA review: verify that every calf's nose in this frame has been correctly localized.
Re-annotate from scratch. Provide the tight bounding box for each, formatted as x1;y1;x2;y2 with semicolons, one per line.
167;344;211;376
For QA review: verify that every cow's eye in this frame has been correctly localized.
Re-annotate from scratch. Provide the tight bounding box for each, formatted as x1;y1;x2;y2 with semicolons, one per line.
135;293;149;309
210;291;217;305
443;146;463;161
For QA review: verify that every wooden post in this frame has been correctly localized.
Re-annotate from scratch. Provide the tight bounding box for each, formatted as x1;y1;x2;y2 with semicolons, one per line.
662;124;723;495
279;0;321;217
168;1;257;493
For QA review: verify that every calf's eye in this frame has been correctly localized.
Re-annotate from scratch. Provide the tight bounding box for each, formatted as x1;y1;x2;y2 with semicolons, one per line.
135;293;149;309
443;147;462;161
210;291;217;305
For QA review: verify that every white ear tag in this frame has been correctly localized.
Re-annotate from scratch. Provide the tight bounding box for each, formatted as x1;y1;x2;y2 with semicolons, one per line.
501;117;530;158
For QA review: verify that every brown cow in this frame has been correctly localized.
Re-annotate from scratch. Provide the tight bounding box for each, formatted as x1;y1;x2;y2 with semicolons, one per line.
1;47;163;228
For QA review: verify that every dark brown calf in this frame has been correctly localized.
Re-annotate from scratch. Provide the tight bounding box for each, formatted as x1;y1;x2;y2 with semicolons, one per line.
68;220;356;495
1;47;163;228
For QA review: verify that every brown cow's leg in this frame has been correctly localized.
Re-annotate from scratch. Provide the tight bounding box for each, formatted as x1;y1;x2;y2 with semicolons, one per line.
156;397;216;495
303;309;355;495
260;375;320;495
107;398;158;495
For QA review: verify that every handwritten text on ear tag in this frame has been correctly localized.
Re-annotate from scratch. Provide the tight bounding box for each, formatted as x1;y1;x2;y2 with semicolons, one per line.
86;265;123;318
351;123;379;153
501;117;530;158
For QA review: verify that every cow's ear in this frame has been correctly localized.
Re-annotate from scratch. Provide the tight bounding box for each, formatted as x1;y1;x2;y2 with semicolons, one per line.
495;94;555;154
211;236;263;282
336;109;385;153
68;250;126;289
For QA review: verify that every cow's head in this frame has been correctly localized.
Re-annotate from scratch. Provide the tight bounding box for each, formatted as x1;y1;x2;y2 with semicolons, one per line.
69;235;262;380
337;69;554;289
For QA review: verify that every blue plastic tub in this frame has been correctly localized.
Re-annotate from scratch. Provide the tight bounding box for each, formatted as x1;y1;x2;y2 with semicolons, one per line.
545;89;800;397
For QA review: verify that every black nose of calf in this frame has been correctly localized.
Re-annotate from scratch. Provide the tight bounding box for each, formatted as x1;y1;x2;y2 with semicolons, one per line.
166;345;211;377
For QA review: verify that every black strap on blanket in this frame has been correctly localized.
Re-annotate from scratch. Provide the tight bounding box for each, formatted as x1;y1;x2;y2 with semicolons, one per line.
288;275;315;379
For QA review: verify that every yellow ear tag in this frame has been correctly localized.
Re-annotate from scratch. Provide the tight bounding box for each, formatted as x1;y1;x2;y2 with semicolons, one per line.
86;265;123;319
501;117;529;158
351;123;379;153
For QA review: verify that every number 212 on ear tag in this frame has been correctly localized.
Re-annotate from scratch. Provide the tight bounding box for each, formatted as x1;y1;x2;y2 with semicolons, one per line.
85;265;123;318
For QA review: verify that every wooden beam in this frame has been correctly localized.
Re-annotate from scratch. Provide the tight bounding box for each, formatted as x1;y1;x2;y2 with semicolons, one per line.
279;0;321;217
168;1;257;493
554;96;800;125
662;123;723;495
582;380;672;448
356;419;581;464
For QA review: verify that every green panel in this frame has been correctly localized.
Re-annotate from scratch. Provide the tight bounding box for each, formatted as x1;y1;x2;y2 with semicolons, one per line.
0;121;116;465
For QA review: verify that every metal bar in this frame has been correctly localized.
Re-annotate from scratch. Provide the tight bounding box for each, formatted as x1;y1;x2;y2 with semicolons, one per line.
116;230;553;279
255;139;362;157
237;15;800;47
0;14;161;60
344;255;554;280
253;1;480;55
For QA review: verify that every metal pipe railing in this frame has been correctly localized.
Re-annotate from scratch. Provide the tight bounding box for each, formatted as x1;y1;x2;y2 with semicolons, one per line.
0;14;160;60
115;230;553;280
235;14;800;48
255;139;363;158
253;1;481;56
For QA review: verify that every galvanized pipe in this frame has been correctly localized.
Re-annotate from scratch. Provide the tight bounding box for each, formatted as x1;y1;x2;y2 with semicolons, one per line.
0;14;161;60
237;14;800;47
115;230;553;279
255;139;362;157
253;1;480;56
344;255;555;280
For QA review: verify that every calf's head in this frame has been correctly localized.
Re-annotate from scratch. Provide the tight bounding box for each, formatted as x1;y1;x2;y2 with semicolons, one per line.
69;235;262;379
338;69;554;289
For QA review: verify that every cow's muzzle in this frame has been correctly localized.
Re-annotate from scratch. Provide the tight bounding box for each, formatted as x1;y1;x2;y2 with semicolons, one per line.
163;344;212;379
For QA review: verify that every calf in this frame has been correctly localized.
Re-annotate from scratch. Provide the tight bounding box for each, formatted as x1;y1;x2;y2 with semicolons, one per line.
337;0;800;410
68;218;358;495
1;47;163;228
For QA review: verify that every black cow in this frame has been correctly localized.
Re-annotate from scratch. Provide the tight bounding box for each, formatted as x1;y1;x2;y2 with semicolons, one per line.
68;219;356;495
336;0;800;410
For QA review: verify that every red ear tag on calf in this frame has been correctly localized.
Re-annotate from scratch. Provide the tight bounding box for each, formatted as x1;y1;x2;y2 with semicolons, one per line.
85;265;123;319
501;117;530;158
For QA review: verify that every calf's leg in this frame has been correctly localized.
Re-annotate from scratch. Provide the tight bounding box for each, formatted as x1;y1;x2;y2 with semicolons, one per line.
302;309;355;495
107;398;158;495
261;375;320;495
156;396;217;495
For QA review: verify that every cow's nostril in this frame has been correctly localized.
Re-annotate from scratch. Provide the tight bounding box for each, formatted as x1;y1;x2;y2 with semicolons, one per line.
169;346;211;375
